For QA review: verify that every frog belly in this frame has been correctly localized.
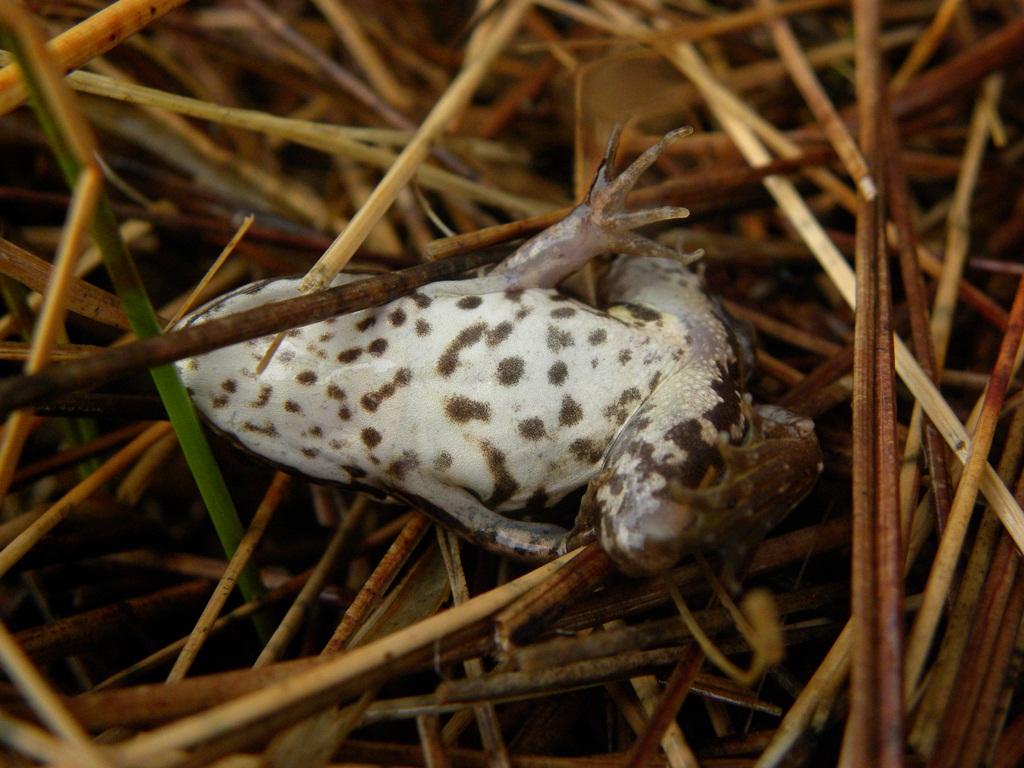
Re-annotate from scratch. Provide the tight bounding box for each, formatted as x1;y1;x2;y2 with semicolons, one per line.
177;276;688;514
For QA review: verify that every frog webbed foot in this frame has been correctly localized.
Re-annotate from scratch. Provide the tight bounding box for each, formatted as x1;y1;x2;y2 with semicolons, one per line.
580;124;702;264
489;126;702;291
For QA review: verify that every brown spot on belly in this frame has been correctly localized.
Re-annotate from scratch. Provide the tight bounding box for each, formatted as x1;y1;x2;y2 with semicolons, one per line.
367;338;388;356
546;325;575;352
410;291;432;308
548;361;568;386
386;451;420;480
569;438;605;463
249;384;273;408
518;417;546;441
360;428;382;448
444;395;492;423
559;395;583;426
496;356;525;386
243;421;278;437
360;367;412;412
457;296;483;310
482;442;519;507
437;322;486;376
486;321;513;346
338;347;363;363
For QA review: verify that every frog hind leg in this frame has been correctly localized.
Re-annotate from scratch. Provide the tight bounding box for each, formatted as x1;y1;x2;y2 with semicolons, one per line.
487;126;701;291
401;485;570;563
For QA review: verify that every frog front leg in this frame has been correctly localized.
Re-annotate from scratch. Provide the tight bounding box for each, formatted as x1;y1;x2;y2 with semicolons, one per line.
465;127;699;295
588;383;821;577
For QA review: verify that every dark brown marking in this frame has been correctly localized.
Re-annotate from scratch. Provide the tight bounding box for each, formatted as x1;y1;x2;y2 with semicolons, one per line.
360;427;382;448
250;385;273;408
496;357;525;386
588;329;607;345
626;303;662;323
457;296;483;310
547;361;568;386
243;421;278;437
546;324;575;352
551;306;577;319
338;347;363;363
482;442;519;507
296;370;317;386
221;379;237;393
415;319;431;337
284;399;302;414
518;417;546;441
559;395;583;427
410;291;432;308
309;426;323;438
486;321;513;346
663;421;722;486
212;394;229;409
444;395;491;423
301;447;320;459
569;438;604;463
326;383;345;400
603;387;642;424
504;289;523;302
356;316;376;332
360;368;412;412
386;452;420;480
618;349;633;365
367;338;388;356
337;405;352;421
433;452;453;471
388;308;407;327
437;322;486;376
318;332;335;343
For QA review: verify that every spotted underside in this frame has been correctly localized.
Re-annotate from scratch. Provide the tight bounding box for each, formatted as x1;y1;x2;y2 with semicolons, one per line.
178;258;734;510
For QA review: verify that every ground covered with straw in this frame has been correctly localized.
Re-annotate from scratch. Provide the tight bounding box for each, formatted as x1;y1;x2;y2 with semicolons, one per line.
0;1;1023;766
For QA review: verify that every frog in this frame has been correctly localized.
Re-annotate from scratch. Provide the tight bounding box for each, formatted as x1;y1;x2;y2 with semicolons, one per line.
174;128;821;577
